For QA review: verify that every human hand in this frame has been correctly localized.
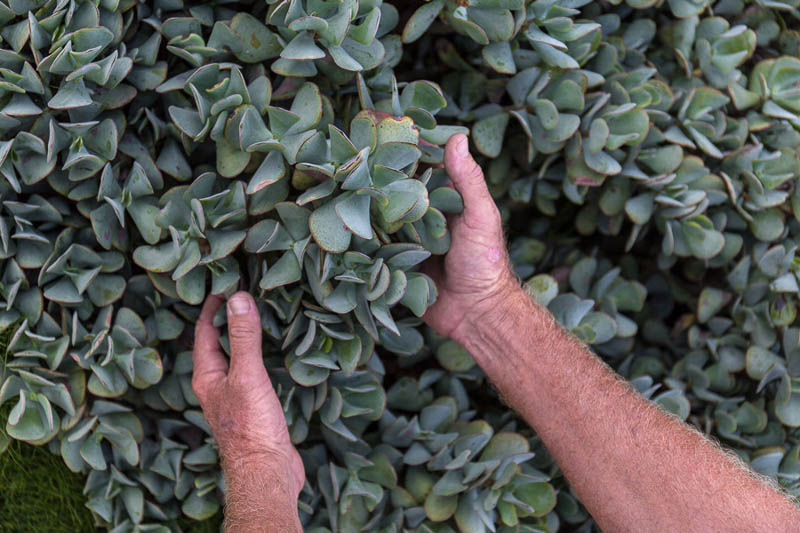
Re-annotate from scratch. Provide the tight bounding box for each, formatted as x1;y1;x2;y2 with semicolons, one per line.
192;291;305;497
422;134;519;344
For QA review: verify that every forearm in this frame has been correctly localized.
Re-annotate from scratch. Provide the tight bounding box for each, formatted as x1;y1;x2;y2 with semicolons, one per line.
459;284;800;532
222;455;302;533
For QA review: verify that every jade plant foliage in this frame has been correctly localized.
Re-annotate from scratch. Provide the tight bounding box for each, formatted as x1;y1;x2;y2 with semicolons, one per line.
2;0;800;530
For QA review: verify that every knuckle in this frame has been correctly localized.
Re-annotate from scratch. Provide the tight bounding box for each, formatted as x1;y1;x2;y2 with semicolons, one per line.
227;371;250;387
191;375;207;399
228;322;259;341
490;207;503;227
466;160;484;181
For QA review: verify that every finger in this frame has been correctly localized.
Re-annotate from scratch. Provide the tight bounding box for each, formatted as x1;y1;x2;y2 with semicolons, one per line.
226;291;266;381
192;294;229;396
444;134;497;223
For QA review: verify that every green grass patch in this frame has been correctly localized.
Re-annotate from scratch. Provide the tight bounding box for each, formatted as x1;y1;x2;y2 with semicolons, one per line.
0;435;224;532
0;421;224;533
0;321;222;533
0;438;96;532
0;320;93;532
0;320;94;532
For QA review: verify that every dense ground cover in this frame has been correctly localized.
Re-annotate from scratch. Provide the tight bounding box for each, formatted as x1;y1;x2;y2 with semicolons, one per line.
2;0;800;531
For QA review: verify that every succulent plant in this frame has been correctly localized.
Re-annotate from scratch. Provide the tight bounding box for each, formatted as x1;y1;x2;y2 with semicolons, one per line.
3;0;800;530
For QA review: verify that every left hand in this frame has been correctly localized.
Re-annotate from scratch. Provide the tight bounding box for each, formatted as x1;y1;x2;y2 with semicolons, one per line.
191;291;305;497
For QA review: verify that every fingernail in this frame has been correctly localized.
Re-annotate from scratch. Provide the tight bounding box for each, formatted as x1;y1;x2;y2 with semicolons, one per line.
227;294;250;315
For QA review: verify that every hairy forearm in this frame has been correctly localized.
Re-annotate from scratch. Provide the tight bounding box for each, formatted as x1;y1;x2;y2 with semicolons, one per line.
459;284;800;532
222;456;302;533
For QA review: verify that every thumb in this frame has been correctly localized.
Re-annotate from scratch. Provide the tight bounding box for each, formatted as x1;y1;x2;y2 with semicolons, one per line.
225;291;265;380
444;134;496;223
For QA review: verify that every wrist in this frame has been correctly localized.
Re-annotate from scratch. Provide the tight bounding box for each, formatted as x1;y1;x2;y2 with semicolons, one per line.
222;448;302;497
451;273;523;347
222;450;303;533
456;280;551;380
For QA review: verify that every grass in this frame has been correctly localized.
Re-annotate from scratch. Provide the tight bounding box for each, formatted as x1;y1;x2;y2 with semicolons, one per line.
0;437;97;532
0;323;224;533
0;434;224;532
0;320;96;532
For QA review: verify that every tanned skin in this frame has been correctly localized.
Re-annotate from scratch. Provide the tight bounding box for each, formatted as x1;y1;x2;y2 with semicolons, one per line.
192;293;304;532
192;134;800;532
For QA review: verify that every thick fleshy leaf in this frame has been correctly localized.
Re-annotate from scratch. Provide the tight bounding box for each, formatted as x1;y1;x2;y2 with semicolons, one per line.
48;80;92;109
288;354;331;386
377;179;429;224
282;32;326;60
436;340;475;372
260;251;302;290
472;113;509;158
227;13;282;62
682;216;725;259
133;243;181;272
336;193;373;239
515;482;557;517
176;267;206;305
310;200;352;253
248;150;285;193
403;0;444;43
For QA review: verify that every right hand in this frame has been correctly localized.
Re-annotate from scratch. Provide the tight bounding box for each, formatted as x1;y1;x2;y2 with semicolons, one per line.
422;134;519;344
191;292;305;498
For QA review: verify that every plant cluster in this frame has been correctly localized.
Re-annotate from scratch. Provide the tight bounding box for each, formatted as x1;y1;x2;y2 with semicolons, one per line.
1;0;800;531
